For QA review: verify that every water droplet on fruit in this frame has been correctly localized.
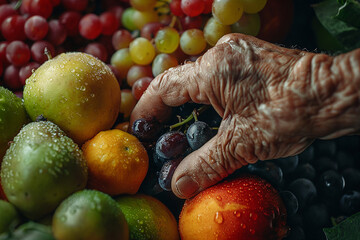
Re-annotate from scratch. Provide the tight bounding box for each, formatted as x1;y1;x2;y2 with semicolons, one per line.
216;195;222;201
214;211;223;224
80;86;86;91
233;210;241;218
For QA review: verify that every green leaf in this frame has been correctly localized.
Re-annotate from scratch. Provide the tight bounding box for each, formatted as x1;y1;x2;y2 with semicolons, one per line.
313;0;360;52
323;212;360;240
335;0;360;28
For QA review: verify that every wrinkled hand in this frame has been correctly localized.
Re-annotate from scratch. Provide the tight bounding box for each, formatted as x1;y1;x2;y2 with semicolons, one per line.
130;33;360;199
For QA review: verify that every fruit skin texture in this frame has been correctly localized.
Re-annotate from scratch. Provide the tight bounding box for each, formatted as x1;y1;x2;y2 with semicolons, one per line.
1;121;88;220
116;194;179;240
82;129;148;195
0;200;21;234
23;52;121;145
52;189;129;240
179;174;288;240
0;87;29;161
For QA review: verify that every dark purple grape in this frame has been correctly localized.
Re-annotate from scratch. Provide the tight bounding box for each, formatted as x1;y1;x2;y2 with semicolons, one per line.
186;121;214;150
313;156;338;173
302;203;331;230
198;106;222;127
158;158;182;191
339;190;360;216
298;145;315;164
155;131;189;161
290;163;316;182
341;168;360;191
316;170;345;201
279;190;298;216
173;102;202;119
138;166;164;196
247;161;283;187
335;150;355;170
274;155;299;174
314;139;337;157
132;117;164;142
287;213;303;228
288;178;317;210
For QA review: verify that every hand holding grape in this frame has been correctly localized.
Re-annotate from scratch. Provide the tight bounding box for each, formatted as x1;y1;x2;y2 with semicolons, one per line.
130;33;360;199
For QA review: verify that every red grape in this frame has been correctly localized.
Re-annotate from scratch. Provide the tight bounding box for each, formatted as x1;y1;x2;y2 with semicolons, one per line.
109;6;124;27
79;14;102;40
0;4;18;27
180;15;203;30
0;61;3;77
46;19;67;46
29;0;54;19
132;76;152;101
112;29;133;50
61;0;88;12
19;62;40;85
6;41;31;67
3;65;22;90
84;42;108;62
0;42;9;64
202;0;213;13
59;11;81;36
1;15;26;41
30;40;55;63
107;64;122;87
50;0;61;6
24;15;49;41
181;0;205;17
141;22;165;40
100;11;119;36
20;0;32;14
127;64;153;86
170;0;184;17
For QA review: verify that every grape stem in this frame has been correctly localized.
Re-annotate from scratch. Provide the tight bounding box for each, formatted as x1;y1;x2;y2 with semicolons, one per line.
169;105;209;130
44;47;52;60
14;0;22;10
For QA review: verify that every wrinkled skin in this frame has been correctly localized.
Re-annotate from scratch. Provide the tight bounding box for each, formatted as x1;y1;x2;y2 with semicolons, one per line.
130;33;360;199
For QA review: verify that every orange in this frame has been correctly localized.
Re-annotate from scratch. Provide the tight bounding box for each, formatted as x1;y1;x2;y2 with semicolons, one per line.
82;129;148;195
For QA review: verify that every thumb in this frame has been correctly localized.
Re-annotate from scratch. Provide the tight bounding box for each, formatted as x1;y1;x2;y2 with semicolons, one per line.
171;125;254;199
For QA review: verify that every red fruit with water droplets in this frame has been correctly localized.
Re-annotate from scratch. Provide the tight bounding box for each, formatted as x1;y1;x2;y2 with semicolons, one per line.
179;174;288;240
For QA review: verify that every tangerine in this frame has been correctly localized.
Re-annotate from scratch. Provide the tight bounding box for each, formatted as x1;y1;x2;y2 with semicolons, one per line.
82;129;148;195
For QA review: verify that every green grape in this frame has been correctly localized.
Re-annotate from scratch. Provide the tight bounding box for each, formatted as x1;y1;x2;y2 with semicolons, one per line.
132;9;159;30
155;27;180;54
203;17;231;46
180;29;207;56
231;13;261;36
111;48;135;79
129;37;156;65
152;53;179;77
212;0;244;25
130;0;157;11
122;8;138;31
240;0;267;14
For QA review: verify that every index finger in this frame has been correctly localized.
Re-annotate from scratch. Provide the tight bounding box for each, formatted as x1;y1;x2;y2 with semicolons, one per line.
130;60;207;127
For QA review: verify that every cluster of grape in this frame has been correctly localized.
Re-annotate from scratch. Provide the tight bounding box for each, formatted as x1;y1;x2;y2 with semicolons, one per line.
234;137;360;240
0;0;268;115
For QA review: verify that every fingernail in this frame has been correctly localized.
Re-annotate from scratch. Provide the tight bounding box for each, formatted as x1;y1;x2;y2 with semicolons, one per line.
176;176;199;198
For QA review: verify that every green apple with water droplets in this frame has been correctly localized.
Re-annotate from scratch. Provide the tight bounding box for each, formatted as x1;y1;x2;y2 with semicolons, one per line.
0;121;88;220
23;52;121;145
0;87;29;161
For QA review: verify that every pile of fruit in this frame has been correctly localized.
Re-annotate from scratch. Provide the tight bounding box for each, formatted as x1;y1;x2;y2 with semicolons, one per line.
0;0;359;240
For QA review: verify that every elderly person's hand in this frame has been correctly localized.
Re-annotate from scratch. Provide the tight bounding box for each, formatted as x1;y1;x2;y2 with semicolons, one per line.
130;33;360;199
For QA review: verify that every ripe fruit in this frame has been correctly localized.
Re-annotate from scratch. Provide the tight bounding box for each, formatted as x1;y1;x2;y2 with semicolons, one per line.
82;129;148;195
116;194;179;240
0;200;21;234
179;174;288;240
0;87;29;161
1;121;88;220
52;189;129;240
23;52;121;145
